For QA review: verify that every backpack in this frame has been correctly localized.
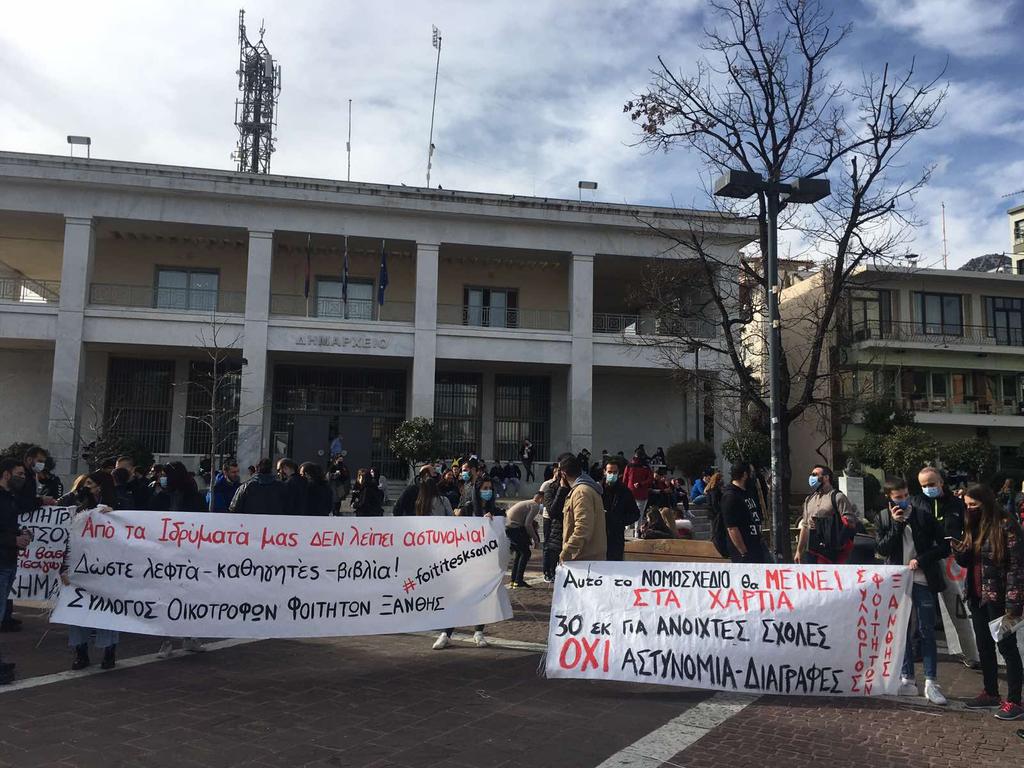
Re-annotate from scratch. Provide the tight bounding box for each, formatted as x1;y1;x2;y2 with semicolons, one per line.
807;490;858;564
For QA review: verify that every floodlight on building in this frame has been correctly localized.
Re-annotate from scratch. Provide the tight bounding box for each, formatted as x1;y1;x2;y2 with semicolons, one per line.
578;180;598;201
67;135;91;159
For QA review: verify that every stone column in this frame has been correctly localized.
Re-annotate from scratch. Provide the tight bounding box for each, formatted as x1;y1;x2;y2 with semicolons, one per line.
47;216;95;476
236;230;273;469
411;243;440;419
168;358;190;456
568;253;594;454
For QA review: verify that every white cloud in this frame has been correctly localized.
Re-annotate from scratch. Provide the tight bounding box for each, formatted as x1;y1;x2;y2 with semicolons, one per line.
863;0;1015;57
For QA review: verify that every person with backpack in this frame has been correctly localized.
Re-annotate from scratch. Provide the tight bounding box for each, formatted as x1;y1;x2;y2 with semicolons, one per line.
718;463;769;563
794;464;859;564
875;477;949;706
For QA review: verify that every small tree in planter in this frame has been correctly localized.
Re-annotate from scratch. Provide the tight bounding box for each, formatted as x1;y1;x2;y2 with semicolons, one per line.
940;438;998;482
389;418;443;481
881;426;939;486
666;440;716;481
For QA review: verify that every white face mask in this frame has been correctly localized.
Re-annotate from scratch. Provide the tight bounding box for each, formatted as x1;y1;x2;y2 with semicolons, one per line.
33;461;45;473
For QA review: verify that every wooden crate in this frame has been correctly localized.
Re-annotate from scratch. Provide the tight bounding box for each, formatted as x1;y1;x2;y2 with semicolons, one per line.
623;539;727;563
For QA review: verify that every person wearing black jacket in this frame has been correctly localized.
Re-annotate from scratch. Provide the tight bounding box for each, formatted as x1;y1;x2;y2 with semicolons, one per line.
229;458;286;515
394;465;436;517
1;459;33;645
115;455;152;510
12;446;55;515
150;462;206;513
541;471;569;582
353;477;385;516
914;467;965;540
719;463;769;563
602;458;640;560
299;463;333;516
276;459;308;516
875;476;949;706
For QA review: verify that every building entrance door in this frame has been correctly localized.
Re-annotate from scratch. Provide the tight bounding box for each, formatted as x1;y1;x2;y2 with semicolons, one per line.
335;416;374;474
292;414;330;468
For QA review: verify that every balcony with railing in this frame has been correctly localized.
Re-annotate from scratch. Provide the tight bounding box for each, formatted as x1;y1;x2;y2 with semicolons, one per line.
89;284;246;314
901;397;1024;417
593;312;717;338
0;277;60;306
270;294;414;324
437;304;570;332
844;319;1024;349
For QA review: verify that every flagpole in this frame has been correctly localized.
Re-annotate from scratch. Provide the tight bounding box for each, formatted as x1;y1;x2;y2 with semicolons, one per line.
304;234;311;318
346;99;352;182
426;26;442;188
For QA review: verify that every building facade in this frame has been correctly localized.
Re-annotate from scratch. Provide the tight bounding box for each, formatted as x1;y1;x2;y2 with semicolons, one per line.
0;152;753;476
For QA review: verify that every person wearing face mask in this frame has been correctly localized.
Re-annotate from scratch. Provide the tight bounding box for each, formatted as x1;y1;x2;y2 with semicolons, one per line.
0;459;34;644
875;477;949;705
794;464;859;565
457;459;493;518
952;484;1024;720
476;478;501;517
12;446;57;515
602;457;640;561
913;467;965;541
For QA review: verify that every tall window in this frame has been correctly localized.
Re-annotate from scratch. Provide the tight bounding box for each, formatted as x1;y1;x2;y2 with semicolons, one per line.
184;361;242;456
105;358;175;453
494;375;550;462
156;269;219;311
984;297;1024;346
849;288;891;338
915;292;962;336
316;278;374;320
464;287;518;328
434;373;482;459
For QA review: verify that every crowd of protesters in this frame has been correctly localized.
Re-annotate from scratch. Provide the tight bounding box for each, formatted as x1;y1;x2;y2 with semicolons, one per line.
3;440;1024;727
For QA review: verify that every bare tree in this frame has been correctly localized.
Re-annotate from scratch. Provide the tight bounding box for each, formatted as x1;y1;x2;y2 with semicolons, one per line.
623;0;944;553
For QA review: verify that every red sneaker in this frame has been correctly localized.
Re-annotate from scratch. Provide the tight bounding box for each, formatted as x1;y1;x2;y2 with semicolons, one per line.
964;692;1001;709
994;702;1024;721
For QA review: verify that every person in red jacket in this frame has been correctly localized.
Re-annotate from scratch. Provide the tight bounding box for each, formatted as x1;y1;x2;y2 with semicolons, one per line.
623;455;653;509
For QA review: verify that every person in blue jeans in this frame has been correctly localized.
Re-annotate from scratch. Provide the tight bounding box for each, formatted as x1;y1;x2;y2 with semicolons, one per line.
875;476;949;705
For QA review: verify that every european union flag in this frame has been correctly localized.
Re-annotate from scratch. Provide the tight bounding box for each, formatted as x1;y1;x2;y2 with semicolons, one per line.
377;239;389;306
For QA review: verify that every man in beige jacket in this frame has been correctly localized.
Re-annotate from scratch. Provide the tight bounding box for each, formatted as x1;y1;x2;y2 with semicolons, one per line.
558;453;607;562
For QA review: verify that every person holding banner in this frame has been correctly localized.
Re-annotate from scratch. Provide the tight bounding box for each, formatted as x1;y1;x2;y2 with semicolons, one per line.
952;484;1024;721
720;463;769;564
875;477;949;705
1;459;34;646
60;472;120;670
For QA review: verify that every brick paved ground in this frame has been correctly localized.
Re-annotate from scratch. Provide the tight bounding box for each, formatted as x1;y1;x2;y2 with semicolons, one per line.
3;560;1024;767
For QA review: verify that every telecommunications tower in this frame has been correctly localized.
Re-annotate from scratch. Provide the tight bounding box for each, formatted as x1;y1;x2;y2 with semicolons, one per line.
233;9;282;174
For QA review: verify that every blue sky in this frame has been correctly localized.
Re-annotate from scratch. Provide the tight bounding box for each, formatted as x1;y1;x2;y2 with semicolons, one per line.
1;0;1021;266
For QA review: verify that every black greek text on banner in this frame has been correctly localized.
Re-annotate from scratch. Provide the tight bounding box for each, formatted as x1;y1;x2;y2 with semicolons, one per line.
16;506;74;602
545;561;912;697
51;510;513;638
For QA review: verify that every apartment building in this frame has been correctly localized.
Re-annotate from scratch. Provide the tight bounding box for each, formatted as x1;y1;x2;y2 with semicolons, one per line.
0;152;754;477
785;262;1024;477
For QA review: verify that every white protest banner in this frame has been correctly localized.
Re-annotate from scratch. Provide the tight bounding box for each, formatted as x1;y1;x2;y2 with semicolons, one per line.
15;506;74;602
546;561;912;697
52;510;513;638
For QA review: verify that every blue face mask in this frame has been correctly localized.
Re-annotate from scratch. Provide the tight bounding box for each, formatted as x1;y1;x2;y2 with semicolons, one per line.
159;476;168;488
480;490;494;501
460;471;471;482
894;498;910;510
606;473;618;484
922;486;941;499
808;475;821;490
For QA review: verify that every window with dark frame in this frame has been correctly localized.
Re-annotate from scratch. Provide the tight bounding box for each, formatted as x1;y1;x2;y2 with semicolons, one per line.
494;375;550;462
463;287;519;328
849;288;892;338
155;268;219;312
915;292;962;336
433;373;483;460
104;358;175;453
316;278;375;320
984;296;1024;346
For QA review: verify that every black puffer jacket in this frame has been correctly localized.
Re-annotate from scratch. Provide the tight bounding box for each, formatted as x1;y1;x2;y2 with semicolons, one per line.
229;474;286;515
910;492;965;540
875;505;948;594
602;481;640;561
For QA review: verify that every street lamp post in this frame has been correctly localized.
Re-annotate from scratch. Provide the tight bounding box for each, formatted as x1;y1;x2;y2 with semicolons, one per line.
713;170;830;560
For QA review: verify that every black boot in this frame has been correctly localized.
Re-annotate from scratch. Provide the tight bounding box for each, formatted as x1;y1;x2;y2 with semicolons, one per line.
101;645;116;670
71;644;91;671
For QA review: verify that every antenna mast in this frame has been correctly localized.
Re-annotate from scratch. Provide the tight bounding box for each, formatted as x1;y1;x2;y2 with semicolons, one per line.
941;201;948;269
426;26;442;188
347;99;352;182
233;9;282;174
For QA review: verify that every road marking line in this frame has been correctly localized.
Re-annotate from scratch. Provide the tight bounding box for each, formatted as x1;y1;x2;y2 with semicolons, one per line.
0;638;256;694
593;691;758;767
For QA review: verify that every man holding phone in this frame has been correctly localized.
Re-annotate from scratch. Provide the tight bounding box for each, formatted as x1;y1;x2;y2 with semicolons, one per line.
876;476;949;705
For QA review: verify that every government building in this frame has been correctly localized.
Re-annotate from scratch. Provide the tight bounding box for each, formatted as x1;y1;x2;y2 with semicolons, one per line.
0;152;753;477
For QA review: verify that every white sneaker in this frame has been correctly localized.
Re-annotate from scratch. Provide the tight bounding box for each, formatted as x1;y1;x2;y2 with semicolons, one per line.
473;631;488;648
157;641;173;659
182;638;206;653
898;677;918;696
924;679;947;706
432;632;449;650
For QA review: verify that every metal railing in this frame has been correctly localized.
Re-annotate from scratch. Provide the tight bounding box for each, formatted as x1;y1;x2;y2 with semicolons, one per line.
900;398;1024;417
845;319;1024;348
593;311;717;338
0;277;60;305
89;284;246;314
437;304;570;332
269;294;414;323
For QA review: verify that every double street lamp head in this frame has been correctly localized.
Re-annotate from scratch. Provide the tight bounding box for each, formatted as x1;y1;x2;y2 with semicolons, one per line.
713;168;830;204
